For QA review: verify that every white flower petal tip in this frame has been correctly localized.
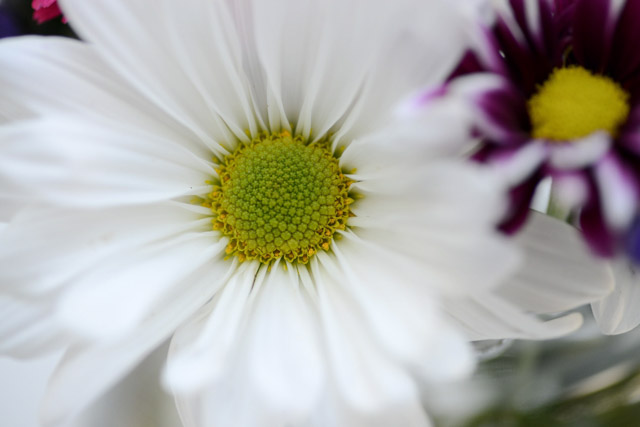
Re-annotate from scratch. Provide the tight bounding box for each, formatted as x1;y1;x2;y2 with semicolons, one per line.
447;72;507;97
595;155;638;231
592;260;640;335
533;312;584;339
503;211;614;314
548;131;612;170
445;294;583;341
489;141;547;187
551;174;590;214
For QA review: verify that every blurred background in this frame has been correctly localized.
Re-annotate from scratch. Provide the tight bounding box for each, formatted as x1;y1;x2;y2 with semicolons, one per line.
0;0;75;38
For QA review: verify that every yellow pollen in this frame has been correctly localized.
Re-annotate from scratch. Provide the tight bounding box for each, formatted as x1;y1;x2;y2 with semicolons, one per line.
527;66;630;142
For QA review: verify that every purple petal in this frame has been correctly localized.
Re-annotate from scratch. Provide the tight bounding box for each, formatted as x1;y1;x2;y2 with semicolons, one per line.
510;0;558;62
475;82;531;144
579;174;618;257
553;0;576;53
448;50;486;81
610;0;640;89
571;0;615;73
492;0;560;95
494;16;540;95
499;168;545;234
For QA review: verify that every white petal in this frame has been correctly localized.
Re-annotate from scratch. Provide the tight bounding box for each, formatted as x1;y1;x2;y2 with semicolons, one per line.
348;161;521;296
172;262;325;426
416;323;475;383
444;294;583;341
500;212;614;313
0;202;208;296
308;389;433;427
60;0;257;143
594;154;638;230
164;261;259;393
243;261;325;417
311;256;421;412
249;0;375;137
551;173;590;213
319;241;442;368
69;345;181;427
350;160;504;224
445;73;514;142
330;0;472;146
548;131;611;169
246;0;471;141
0;36;212;157
0;117;212;208
592;260;640;334
340;97;477;175
56;233;227;340
0;353;62;427
323;236;476;383
487;142;548;187
40;266;228;426
0;297;68;358
175;372;293;427
172;264;322;427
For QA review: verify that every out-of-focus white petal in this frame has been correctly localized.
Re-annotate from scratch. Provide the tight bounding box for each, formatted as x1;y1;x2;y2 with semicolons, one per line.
0;297;68;358
592;260;640;334
444;294;583;341
594;154;638;230
0;353;62;427
348;160;521;296
548;131;611;169
40;268;231;427
69;345;181;427
500;212;614;313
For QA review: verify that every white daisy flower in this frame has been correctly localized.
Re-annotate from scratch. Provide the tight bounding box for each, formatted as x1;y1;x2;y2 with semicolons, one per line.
0;0;613;426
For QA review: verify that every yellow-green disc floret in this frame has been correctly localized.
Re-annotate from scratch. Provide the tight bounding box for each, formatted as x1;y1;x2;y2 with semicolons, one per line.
205;132;353;265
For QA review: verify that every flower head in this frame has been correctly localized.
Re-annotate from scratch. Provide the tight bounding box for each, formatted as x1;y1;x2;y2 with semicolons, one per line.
450;0;640;263
0;0;612;425
444;0;640;335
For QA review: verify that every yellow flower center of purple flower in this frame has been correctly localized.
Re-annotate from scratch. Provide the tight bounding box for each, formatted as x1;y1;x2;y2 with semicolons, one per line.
528;66;630;142
205;132;353;265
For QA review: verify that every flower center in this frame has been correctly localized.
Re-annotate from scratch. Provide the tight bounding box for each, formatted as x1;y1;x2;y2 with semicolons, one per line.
527;66;630;142
206;132;353;264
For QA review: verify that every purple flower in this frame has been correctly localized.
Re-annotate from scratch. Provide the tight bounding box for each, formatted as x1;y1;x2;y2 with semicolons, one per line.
450;0;640;262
